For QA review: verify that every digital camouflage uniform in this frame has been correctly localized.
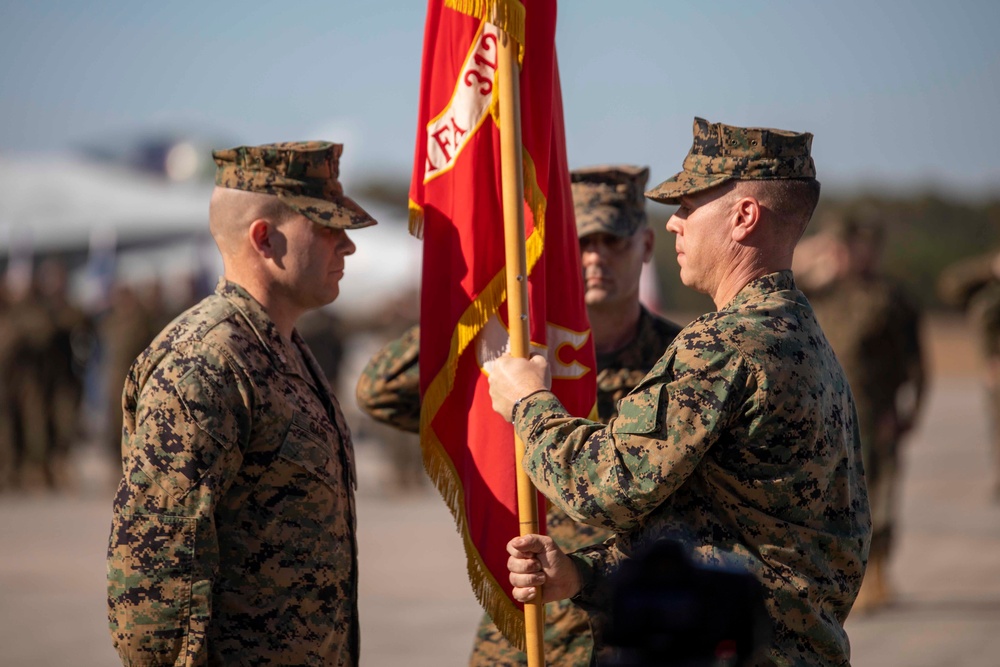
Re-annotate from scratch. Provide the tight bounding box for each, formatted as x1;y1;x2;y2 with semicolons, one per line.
515;272;870;667
356;314;682;666
108;142;375;667
108;280;359;666
510;120;869;666
809;273;924;565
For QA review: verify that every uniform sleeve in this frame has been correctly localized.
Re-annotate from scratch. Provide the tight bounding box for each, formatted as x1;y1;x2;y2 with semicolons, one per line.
107;344;251;667
516;342;751;532
567;539;628;613
355;324;421;433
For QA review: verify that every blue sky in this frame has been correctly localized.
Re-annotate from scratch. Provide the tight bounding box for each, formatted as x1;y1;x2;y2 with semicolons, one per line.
2;1;999;196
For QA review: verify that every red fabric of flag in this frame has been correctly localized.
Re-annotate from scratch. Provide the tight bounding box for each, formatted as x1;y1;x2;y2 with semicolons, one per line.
409;0;597;647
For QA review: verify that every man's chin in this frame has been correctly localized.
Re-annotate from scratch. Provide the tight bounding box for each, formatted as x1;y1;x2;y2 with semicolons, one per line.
584;290;610;307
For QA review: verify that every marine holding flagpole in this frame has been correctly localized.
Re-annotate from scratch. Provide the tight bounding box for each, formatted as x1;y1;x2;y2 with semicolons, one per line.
491;118;872;666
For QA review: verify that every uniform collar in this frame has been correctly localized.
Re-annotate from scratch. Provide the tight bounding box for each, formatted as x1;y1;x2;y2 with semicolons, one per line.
722;270;798;311
215;278;312;379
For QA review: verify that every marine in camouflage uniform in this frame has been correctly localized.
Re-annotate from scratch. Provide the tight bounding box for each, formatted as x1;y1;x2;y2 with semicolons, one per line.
0;276;56;489
356;166;683;666
495;119;871;667
806;216;925;612
107;142;376;666
37;258;94;489
939;251;1000;500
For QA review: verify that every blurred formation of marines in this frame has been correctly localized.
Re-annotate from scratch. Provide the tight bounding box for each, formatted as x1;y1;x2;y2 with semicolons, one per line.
493;118;871;667
355;165;684;666
107;142;375;666
0;260;92;490
806;215;926;612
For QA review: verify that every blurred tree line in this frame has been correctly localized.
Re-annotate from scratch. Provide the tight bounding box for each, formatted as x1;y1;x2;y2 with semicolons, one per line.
650;192;1000;314
355;179;1000;314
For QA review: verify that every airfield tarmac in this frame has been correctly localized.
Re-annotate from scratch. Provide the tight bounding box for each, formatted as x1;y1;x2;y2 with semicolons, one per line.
1;315;998;666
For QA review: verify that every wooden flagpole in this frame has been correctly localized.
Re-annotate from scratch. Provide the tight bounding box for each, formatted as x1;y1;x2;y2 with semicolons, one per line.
496;20;546;667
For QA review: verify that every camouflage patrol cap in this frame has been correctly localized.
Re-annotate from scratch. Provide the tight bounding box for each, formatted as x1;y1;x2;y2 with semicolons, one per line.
212;141;377;230
572;165;650;238
645;117;816;205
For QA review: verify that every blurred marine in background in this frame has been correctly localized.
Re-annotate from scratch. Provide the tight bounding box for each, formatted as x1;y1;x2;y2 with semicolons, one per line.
356;165;683;666
803;214;927;612
0;260;92;491
939;250;1000;500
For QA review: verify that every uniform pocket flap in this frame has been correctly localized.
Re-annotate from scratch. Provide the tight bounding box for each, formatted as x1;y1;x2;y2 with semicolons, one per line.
611;384;665;435
175;366;239;451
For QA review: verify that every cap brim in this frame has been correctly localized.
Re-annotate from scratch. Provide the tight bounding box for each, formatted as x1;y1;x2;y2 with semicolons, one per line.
644;171;732;206
279;192;378;230
576;207;643;238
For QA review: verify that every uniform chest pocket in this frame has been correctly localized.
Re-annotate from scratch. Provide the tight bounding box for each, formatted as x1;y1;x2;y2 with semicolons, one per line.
279;416;339;490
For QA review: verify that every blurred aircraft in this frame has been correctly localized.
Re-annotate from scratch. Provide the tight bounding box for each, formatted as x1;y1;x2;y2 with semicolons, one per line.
0;136;420;318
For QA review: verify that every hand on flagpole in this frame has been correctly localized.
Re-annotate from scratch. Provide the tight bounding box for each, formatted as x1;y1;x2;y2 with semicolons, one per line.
506;534;582;603
488;354;551;422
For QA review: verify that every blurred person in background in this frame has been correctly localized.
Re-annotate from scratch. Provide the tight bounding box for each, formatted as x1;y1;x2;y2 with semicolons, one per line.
350;286;426;494
939;250;1000;500
803;214;926;612
0;276;12;490
356;165;684;666
100;282;161;463
36;258;94;490
0;266;57;489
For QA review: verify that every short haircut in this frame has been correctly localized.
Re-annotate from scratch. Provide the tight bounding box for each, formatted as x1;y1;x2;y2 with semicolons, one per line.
734;178;821;239
208;187;300;259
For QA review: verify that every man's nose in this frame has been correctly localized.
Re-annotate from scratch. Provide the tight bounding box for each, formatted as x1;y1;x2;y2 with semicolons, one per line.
340;231;356;256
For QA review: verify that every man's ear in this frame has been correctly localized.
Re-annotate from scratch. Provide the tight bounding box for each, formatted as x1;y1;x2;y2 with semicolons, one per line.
248;219;274;258
639;226;656;264
731;196;761;242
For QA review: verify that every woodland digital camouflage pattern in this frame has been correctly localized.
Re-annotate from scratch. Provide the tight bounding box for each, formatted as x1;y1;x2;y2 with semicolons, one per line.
571;165;650;238
355;308;682;666
645;117;816;205
513;272;871;667
108;280;359;666
213;141;377;230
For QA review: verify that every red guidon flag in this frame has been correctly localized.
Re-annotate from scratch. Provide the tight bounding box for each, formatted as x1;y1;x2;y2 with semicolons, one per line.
409;0;596;647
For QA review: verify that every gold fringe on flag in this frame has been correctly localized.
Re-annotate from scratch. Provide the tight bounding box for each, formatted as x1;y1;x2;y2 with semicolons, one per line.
418;140;549;651
445;0;526;62
408;199;425;239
